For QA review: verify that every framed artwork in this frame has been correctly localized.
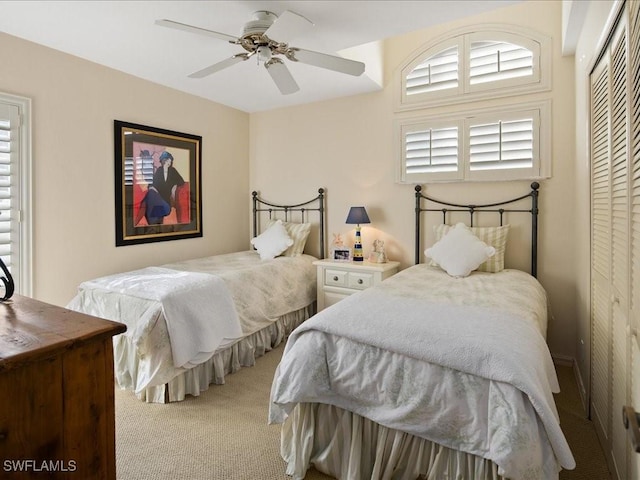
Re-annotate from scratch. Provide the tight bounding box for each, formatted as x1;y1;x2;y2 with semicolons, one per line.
114;120;202;246
332;248;352;262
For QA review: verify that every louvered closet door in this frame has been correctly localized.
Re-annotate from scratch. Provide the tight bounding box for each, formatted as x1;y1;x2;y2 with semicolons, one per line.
609;21;629;480
591;3;640;479
629;0;640;478
591;51;612;449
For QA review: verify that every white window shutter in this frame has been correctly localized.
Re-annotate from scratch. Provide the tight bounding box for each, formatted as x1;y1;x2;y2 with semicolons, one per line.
0;112;14;267
469;118;534;171
406;45;458;95
405;126;459;174
125;151;156;187
469;40;533;85
0;95;31;297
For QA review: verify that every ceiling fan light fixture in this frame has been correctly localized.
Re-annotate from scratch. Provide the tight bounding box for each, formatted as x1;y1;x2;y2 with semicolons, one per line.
257;45;272;62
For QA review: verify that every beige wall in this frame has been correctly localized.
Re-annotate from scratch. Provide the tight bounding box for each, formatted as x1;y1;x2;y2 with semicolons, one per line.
250;1;578;358
0;1;580;359
572;0;619;403
0;33;250;307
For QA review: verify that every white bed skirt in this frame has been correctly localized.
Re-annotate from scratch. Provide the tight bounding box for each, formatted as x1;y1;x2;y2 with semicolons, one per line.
281;403;505;480
115;304;314;403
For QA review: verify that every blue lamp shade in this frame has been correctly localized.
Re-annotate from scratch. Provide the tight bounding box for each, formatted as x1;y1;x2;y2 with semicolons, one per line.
345;207;371;225
345;207;370;262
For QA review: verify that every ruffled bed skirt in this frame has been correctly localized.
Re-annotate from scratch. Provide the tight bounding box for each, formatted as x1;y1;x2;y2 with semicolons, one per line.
281;403;505;480
116;304;314;403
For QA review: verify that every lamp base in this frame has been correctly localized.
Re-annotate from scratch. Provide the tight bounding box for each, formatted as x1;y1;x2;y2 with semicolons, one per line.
353;243;364;261
353;226;364;261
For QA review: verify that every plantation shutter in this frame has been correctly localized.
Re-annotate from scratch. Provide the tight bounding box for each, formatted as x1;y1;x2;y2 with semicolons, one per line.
469;40;533;85
469;117;534;171
0;104;18;270
124;152;155;187
404;126;459;174
406;45;458;95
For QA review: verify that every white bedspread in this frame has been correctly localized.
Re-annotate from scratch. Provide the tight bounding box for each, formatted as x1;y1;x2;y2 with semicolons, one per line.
77;266;242;368
67;251;316;393
269;265;575;480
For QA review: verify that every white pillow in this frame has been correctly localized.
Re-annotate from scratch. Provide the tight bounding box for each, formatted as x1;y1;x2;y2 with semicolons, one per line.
266;220;311;257
425;223;496;277
432;223;510;272
250;220;293;260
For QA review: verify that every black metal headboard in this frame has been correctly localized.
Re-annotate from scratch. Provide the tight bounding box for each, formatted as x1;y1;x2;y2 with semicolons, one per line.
415;182;540;277
252;188;326;259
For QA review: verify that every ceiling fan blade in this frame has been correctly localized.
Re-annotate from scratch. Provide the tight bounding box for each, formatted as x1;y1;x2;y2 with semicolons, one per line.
155;19;238;43
290;48;365;76
264;10;314;43
189;53;250;79
264;59;299;95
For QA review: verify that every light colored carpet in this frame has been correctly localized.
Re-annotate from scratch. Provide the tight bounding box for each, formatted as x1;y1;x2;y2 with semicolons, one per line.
115;344;611;480
554;365;612;480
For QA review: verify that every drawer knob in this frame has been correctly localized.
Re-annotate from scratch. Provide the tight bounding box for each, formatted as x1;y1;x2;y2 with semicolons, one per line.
357;279;363;284
333;276;339;281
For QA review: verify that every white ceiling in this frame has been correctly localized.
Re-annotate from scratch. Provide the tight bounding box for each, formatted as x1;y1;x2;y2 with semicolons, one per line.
0;0;520;113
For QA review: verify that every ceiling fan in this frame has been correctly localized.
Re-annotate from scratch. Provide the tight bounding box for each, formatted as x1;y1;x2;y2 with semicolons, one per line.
155;10;366;95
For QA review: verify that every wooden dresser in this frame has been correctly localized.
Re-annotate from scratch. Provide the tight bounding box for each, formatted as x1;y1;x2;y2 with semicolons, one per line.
0;295;126;479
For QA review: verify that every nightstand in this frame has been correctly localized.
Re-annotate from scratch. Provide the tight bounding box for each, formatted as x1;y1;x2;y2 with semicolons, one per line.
313;259;400;311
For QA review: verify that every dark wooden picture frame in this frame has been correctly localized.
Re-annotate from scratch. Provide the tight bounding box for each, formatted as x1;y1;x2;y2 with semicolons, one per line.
114;120;202;246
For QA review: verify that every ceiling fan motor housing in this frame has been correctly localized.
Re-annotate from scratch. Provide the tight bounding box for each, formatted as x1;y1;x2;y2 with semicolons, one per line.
242;11;277;37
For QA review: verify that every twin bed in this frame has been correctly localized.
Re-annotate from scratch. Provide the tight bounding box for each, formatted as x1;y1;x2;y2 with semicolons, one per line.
67;189;325;403
268;183;576;480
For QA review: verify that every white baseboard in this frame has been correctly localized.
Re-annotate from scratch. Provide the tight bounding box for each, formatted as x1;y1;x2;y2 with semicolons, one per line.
552;354;574;367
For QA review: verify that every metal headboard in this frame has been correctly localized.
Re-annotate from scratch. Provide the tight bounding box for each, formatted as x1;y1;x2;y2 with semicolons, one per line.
415;182;540;277
252;188;326;259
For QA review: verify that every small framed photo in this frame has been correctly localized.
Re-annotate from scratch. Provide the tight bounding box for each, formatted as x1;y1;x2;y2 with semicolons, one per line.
332;248;352;262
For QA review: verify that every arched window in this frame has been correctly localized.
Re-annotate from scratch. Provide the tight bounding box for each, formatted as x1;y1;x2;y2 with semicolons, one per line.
399;27;549;109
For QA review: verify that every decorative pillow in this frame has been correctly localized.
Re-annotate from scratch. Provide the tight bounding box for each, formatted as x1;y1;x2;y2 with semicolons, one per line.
266;220;312;257
432;223;510;272
250;220;293;260
425;223;496;277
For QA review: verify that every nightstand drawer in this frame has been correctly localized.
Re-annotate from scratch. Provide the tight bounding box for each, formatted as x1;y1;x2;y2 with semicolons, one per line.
325;269;348;287
348;271;373;290
314;260;400;312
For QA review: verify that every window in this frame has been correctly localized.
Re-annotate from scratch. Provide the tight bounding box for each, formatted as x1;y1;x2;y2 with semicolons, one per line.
0;93;32;296
395;25;551;183
397;27;550;110
396;102;550;183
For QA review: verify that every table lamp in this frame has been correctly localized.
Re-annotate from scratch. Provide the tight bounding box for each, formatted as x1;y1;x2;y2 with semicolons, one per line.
345;206;370;262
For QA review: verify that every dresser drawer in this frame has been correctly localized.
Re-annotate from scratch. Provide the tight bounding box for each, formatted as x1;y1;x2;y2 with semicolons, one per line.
325;269;348;287
347;271;373;290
